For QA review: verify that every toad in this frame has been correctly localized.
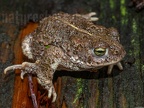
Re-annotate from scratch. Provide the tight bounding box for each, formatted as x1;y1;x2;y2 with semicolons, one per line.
4;12;126;102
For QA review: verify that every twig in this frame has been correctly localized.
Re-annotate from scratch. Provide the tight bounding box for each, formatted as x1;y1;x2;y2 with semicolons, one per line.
28;74;38;108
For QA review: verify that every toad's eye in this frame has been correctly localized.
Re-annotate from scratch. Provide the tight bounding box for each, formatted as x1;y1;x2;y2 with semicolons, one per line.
94;48;106;56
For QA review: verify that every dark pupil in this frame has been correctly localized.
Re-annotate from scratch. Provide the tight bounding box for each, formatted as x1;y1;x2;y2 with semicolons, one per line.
97;50;104;53
94;48;106;56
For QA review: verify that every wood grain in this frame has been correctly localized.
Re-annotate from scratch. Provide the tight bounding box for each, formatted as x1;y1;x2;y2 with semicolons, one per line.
12;22;38;108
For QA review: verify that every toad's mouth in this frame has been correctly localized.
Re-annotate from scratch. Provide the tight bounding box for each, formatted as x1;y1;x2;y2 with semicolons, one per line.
83;59;123;74
86;53;125;74
91;54;125;67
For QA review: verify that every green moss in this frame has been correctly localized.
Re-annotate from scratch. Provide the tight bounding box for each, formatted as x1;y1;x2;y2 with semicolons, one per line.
109;0;114;9
120;0;127;16
112;15;116;20
132;19;137;33
131;19;140;69
142;65;144;72
73;78;84;104
120;0;128;25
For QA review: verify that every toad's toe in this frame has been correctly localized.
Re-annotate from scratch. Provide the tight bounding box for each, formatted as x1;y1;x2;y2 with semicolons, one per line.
45;85;57;102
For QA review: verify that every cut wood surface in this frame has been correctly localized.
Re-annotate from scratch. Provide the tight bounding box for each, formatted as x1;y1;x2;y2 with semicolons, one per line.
12;22;38;108
0;0;144;108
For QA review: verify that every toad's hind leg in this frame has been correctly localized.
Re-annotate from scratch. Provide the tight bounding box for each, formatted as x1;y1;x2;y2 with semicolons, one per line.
4;60;58;102
36;68;57;102
4;60;57;102
35;45;64;102
77;12;99;21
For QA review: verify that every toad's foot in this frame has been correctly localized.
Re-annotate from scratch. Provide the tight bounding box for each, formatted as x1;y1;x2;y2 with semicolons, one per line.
37;76;57;102
45;82;57;102
107;62;123;74
129;0;144;10
4;60;39;79
81;12;99;21
136;2;144;10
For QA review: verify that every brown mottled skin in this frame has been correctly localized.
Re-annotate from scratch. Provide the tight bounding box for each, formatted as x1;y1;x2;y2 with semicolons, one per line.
4;13;126;102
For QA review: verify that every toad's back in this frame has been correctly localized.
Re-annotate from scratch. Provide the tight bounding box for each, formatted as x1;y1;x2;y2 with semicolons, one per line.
27;13;113;60
32;13;95;45
35;13;111;43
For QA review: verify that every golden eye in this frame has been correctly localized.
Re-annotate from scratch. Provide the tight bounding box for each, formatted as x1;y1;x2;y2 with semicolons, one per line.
94;48;106;56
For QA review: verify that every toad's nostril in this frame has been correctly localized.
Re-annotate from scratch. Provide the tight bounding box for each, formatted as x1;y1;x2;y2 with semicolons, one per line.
114;50;119;55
